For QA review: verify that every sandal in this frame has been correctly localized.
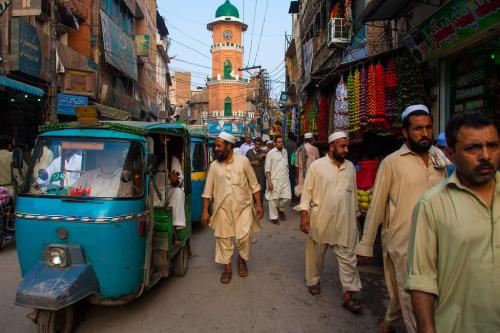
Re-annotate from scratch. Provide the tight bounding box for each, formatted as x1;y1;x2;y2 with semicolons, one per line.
342;298;363;313
220;271;232;284
377;321;395;333
308;283;321;295
237;257;248;277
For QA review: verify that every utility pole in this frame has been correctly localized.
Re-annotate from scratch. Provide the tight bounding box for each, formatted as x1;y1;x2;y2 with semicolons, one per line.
46;0;58;123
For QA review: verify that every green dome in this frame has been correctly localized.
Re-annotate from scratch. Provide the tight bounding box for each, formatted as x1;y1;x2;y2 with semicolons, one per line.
215;0;239;18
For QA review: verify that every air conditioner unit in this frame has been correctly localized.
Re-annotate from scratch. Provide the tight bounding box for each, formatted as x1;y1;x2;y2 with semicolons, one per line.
328;18;351;48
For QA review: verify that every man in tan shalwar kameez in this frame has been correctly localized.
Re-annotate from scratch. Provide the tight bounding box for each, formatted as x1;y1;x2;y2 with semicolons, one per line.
202;132;264;284
297;131;363;313
295;132;320;196
356;105;448;333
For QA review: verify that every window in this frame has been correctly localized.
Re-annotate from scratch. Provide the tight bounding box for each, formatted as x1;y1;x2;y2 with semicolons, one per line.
224;59;232;79
190;142;208;172
224;97;232;116
24;139;144;199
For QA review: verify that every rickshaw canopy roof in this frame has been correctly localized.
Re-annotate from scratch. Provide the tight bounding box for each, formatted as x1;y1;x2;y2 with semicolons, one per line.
38;121;190;139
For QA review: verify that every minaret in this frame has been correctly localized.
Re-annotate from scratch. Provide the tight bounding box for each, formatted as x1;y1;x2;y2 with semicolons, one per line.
207;0;248;120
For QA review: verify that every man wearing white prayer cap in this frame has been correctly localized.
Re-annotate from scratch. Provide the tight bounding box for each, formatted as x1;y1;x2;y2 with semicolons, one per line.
357;104;447;333
202;131;264;284
295;132;319;196
296;131;363;313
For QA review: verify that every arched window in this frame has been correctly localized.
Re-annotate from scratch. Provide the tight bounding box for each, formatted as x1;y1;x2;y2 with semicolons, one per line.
223;60;232;79
224;97;232;116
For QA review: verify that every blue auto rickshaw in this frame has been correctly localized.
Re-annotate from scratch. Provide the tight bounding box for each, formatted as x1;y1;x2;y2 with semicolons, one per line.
14;114;193;332
188;128;208;223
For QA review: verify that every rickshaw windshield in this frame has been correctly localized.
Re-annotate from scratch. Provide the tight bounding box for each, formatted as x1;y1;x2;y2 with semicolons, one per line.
23;138;144;198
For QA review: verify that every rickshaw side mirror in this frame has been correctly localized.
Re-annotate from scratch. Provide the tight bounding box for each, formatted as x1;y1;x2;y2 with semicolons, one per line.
146;154;156;174
12;148;24;169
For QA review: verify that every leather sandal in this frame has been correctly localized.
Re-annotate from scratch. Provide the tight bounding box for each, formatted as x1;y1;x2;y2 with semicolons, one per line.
220;271;232;284
308;283;321;295
342;298;363;313
237;257;248;277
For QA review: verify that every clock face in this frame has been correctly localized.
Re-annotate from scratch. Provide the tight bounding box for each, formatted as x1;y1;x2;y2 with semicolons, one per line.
223;30;233;40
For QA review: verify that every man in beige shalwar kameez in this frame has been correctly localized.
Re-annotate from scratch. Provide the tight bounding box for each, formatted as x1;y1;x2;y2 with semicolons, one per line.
297;132;363;313
295;132;320;196
202;132;264;284
356;105;448;333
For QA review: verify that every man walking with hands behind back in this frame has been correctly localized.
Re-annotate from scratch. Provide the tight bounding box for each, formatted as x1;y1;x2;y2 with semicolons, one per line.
356;105;448;333
297;131;363;313
406;111;500;333
265;135;291;224
202;132;264;284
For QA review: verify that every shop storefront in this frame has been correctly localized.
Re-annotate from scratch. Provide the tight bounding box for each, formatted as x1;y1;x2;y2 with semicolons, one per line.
403;0;500;125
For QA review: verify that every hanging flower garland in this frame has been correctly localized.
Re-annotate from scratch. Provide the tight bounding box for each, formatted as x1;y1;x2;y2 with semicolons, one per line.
309;100;318;135
334;77;349;132
374;63;386;127
317;97;329;144
385;59;398;129
396;53;425;127
353;69;361;132
329;96;335;134
347;72;355;132
360;67;368;129
367;64;376;125
344;0;353;26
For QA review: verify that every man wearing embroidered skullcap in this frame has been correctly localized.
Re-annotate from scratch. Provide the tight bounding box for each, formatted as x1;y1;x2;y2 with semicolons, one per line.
295;132;320;197
356;105;448;333
201;132;264;284
297;131;363;313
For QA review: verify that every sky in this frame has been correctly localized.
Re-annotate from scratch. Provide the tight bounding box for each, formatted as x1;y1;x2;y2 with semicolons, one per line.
157;0;292;100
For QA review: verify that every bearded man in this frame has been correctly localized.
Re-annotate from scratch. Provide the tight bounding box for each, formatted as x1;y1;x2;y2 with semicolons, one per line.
297;132;363;313
202;132;264;284
406;111;500;332
356;105;449;333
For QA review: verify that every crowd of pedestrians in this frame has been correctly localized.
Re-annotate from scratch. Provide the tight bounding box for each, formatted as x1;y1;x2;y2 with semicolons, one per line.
201;106;499;332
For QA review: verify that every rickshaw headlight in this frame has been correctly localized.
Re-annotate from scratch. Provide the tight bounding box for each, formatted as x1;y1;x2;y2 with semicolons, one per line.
46;247;69;268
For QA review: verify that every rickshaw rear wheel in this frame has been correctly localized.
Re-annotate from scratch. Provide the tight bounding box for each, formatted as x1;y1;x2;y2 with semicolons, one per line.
173;244;189;277
37;305;74;333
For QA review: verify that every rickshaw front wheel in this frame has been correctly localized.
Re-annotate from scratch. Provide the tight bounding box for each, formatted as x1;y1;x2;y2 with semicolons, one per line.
36;305;74;333
173;245;189;277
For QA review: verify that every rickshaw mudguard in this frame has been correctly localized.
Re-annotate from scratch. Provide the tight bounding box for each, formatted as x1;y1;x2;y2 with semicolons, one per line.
15;262;99;311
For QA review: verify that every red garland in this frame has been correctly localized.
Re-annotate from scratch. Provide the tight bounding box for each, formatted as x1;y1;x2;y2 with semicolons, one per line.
374;63;386;127
318;97;329;144
367;64;376;124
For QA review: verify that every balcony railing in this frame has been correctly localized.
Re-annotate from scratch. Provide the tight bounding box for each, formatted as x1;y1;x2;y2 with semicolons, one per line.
328;18;351;48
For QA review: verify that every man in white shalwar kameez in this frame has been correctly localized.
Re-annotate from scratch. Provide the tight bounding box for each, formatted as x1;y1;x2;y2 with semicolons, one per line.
265;135;291;224
297;132;363;313
202;132;264;284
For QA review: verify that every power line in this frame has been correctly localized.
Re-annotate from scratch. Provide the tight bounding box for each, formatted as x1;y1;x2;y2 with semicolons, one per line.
170;37;212;60
172;58;212;70
253;0;269;65
166;20;211;48
246;0;258;67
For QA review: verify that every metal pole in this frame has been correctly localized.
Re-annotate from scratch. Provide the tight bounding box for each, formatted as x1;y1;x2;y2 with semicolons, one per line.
47;0;58;123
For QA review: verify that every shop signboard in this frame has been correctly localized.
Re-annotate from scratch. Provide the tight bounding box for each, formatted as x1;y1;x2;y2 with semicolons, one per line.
10;17;50;81
404;0;500;62
0;1;10;17
62;70;96;97
100;9;138;81
207;121;243;135
135;35;150;56
303;39;313;81
12;0;40;16
279;91;289;104
57;93;89;116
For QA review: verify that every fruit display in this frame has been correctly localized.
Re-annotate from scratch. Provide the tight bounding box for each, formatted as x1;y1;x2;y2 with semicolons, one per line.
357;188;374;213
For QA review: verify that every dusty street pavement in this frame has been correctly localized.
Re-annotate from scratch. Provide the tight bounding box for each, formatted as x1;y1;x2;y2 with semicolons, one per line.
0;205;392;333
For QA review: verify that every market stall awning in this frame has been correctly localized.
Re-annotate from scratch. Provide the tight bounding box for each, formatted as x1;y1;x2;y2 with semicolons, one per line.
353;0;413;33
0;76;45;96
93;103;131;121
